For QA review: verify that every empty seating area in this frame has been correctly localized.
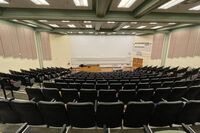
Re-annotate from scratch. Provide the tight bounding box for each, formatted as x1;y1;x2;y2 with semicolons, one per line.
1;66;200;133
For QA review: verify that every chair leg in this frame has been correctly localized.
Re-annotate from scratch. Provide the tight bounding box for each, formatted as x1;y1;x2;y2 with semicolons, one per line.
2;88;7;99
103;125;108;133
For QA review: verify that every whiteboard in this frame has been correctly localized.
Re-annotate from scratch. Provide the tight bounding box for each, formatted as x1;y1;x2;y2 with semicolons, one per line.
69;35;133;66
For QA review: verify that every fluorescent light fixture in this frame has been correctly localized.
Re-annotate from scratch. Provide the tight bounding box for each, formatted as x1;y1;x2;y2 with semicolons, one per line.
168;22;176;25
189;5;200;10
73;0;88;7
27;23;38;27
67;32;73;34
107;21;115;24
122;32;125;34
151;26;163;29
78;31;83;34
49;24;59;28
85;24;92;28
84;21;91;23
118;0;136;8
131;22;137;24
122;25;130;29
23;20;33;23
132;32;136;34
137;26;146;29
30;0;49;5
112;32;116;34
0;0;9;4
150;22;157;25
89;32;93;34
67;24;76;28
158;0;185;9
100;32;105;34
12;19;18;22
62;20;70;23
39;20;48;22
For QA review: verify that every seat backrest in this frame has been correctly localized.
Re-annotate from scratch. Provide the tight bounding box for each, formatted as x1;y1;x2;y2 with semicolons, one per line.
0;99;21;123
109;83;122;91
25;88;45;102
79;89;97;103
168;86;188;101
68;83;81;90
153;87;171;102
98;89;117;102
173;81;187;87
55;83;68;89
124;101;155;127
137;89;154;101
43;82;57;88
67;102;95;128
96;102;124;128
184;85;200;100
96;83;108;90
177;100;200;124
150;101;184;126
162;81;174;87
137;82;149;89
123;83;136;90
11;100;44;125
61;89;79;103
38;101;69;127
118;90;137;104
42;88;63;101
82;83;95;89
150;82;162;89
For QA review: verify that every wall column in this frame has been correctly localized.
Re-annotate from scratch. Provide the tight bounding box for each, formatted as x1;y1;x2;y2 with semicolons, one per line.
160;32;170;66
34;31;44;68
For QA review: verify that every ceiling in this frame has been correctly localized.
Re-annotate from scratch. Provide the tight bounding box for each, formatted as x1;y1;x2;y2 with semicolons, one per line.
0;0;200;35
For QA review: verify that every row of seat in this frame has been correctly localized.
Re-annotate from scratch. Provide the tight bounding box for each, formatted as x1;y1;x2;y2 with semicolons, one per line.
25;85;200;103
1;99;200;128
43;79;200;91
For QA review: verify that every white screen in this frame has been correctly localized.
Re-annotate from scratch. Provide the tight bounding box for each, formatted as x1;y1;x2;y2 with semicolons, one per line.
69;35;133;66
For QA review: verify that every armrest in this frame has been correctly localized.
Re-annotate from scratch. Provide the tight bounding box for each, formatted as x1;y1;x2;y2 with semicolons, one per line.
140;99;144;102
30;97;36;101
9;97;15;101
15;123;28;133
51;99;56;102
143;125;153;133
182;124;196;133
161;98;167;102
59;124;67;133
181;97;189;102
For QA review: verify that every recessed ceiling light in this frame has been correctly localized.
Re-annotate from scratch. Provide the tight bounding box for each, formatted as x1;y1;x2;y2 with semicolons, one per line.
137;26;146;29
78;31;83;34
118;0;136;8
84;21;91;23
39;20;48;22
67;24;76;28
151;26;163;29
150;22;158;25
100;32;105;34
62;20;70;23
30;0;49;5
112;32;116;34
23;20;33;23
130;22;137;24
67;31;73;34
27;23;38;27
122;32;125;34
132;32;136;34
189;5;200;11
107;21;115;24
158;0;185;9
89;32;93;34
49;24;59;28
85;24;92;28
168;22;176;25
73;0;88;7
122;25;130;29
0;0;9;4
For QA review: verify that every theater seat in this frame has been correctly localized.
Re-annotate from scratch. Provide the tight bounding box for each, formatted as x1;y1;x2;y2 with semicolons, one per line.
67;102;95;128
118;90;137;104
98;89;117;102
124;101;154;127
11;100;44;125
38;101;69;127
79;89;97;103
25;87;45;102
61;89;79;103
42;88;63;101
96;102;124;128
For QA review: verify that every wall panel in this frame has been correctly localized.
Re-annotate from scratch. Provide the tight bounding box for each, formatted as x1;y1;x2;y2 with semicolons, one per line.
151;33;164;59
